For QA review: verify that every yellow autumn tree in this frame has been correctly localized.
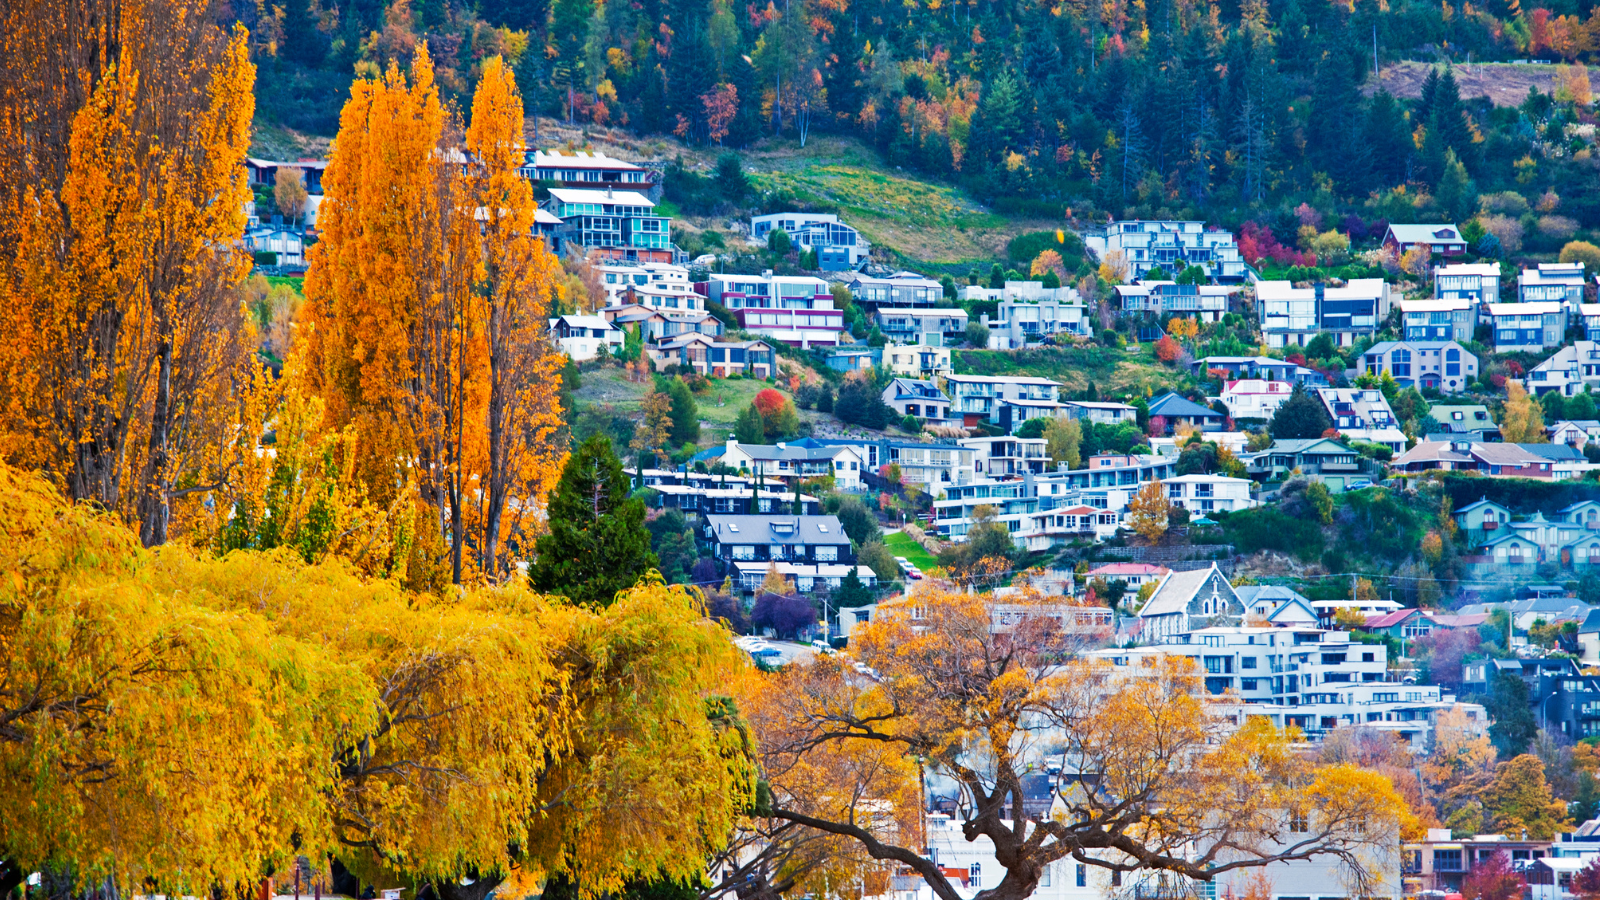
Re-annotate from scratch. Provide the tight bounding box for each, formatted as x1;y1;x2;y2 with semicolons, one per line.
1501;380;1548;443
0;0;257;546
1126;479;1172;543
0;461;753;899
743;582;1412;900
303;50;565;583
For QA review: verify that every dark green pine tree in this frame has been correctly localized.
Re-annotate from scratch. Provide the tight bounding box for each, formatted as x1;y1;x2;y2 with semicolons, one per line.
836;566;874;608
1268;383;1335;440
734;403;765;444
1416;66;1440;126
529;434;659;606
667;377;701;445
1364;90;1411;189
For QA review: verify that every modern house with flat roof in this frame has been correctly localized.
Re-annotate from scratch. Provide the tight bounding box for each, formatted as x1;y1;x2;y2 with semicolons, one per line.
1094;220;1249;282
700;272;846;347
749;212;869;269
1521;261;1587;305
1398;296;1478;342
1256;278;1394;348
543;186;676;264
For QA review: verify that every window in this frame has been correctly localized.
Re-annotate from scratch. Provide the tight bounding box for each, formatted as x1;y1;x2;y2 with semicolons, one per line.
1241;678;1259;690
1434;849;1463;871
1242;656;1257;669
1362;652;1375;662
1076;865;1087;888
816;546;838;562
1289;810;1308;833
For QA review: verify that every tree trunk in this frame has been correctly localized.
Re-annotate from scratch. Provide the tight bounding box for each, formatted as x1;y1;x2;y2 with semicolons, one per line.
139;337;174;547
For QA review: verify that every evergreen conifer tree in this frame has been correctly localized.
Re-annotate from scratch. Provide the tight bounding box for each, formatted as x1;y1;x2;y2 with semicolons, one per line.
667;377;701;445
1269;383;1335;440
734;403;766;443
529;434;659;606
836;566;874;607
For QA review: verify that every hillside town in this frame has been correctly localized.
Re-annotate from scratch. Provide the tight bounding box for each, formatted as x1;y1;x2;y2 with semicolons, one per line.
19;8;1600;900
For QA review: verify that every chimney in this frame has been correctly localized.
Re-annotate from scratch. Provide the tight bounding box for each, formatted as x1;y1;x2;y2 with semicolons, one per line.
727;438;738;453
777;442;787;450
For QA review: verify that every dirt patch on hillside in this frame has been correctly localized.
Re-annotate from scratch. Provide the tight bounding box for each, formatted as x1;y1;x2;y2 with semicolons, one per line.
1369;60;1566;106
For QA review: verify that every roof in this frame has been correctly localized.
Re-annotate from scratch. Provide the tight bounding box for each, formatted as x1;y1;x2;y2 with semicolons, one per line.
1434;262;1501;276
1139;565;1220;618
1386;223;1463;243
944;373;1063;387
850;273;943;288
1487;302;1564;315
554;314;615;329
1235;585;1312;605
530;149;645;171
1254;279;1387;301
704;515;848;545
247;157;330;170
1263;438;1352;454
1365;340;1465;354
547;187;655;207
875;306;969;318
1392;441;1473;467
729;442;858;463
1087;563;1169;577
1471;442;1550;466
1397;297;1475;312
1063;401;1137;411
1519;443;1583;461
1147;392;1221;418
1364;609;1424;628
885;377;948;400
1458;497;1511;513
534;208;564;225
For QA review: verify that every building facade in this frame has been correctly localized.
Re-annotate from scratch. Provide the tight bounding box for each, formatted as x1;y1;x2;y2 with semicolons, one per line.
1360;340;1478;394
1399;297;1479;342
1096;220;1249;282
749;212;869;269
700;272;847;346
1487;302;1567;350
544;187;675;263
1257;279;1393;348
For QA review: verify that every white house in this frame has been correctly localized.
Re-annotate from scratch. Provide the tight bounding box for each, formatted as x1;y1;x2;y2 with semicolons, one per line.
718;440;865;490
1316;387;1407;452
1256;279;1394;348
1521;261;1587;305
1162;474;1258;514
550;314;624;360
1433;262;1502;304
1092;220;1249;283
1530;341;1600;397
1060;401;1137;425
597;262;701;311
701;272;846;347
944;374;1063;427
1399;296;1478;342
1220;378;1293;420
749;212;869;269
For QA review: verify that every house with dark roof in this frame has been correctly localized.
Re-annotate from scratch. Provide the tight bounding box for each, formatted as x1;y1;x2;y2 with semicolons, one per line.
701;515;854;568
1391;440;1555;478
1382;223;1466;256
1234;585;1318;625
699;439;865;489
881;378;951;424
1189;355;1329;386
1146;392;1225;435
1241;438;1367;487
1135;563;1243;642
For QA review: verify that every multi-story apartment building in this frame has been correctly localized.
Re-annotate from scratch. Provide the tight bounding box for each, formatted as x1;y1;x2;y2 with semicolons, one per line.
1256;279;1394;348
883;343;952;379
873;307;969;346
1360;340;1478;394
961;281;1090;347
598;262;701;311
1060;400;1137;425
543;187;676;263
749;212;869;269
791;437;976;494
930;453;1179;547
1162;474;1258;514
1316;387;1407;452
519;149;656;194
1530;341;1600;396
1580;304;1600;341
1095;220;1249;282
649;334;774;378
1487;301;1567;350
709;439;865;489
944;374;1063;427
1521;261;1587;304
960;436;1049;476
551;314;624;361
1433;262;1502;304
700;272;846;346
1399;297;1479;342
1113;282;1233;322
845;271;944;308
1097;625;1462;749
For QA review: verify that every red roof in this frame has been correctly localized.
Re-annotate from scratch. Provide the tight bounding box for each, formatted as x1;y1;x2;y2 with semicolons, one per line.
1088;563;1170;577
1058;505;1102;515
1364;609;1422;628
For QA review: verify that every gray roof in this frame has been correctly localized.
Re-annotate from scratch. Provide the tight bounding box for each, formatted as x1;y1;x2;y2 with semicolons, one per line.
1520;443;1584;461
1262;438;1352;454
885;377;949;401
736;443;854;462
704;515;849;545
1139;566;1219;617
1365;340;1463;354
1235;585;1312;606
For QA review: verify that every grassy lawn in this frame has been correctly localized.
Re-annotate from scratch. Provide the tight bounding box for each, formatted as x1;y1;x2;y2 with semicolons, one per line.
572;366;793;444
265;274;304;295
955;344;1190;398
884;532;939;570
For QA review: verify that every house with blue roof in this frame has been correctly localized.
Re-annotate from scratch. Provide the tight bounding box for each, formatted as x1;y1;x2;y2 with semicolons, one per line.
1146;392;1226;435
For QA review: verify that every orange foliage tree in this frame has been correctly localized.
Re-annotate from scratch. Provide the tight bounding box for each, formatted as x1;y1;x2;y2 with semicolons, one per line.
742;581;1412;900
302;50;565;583
0;0;257;546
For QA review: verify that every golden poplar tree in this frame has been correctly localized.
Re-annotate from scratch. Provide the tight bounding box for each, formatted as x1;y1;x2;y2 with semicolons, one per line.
0;0;257;546
303;50;564;583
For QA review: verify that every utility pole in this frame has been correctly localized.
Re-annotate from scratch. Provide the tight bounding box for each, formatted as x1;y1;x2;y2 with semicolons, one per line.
1373;24;1379;81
